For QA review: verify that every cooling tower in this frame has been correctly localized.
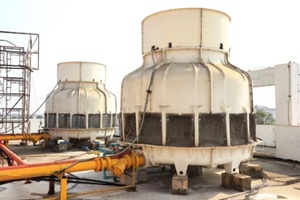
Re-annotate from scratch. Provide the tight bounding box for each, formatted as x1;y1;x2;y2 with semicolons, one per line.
44;61;117;142
120;8;257;175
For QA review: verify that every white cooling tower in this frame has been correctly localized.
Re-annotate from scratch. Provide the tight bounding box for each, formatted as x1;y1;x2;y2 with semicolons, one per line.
121;8;258;175
44;61;117;142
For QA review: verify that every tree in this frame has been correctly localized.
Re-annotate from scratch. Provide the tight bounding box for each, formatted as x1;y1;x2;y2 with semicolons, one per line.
256;108;275;125
36;115;43;119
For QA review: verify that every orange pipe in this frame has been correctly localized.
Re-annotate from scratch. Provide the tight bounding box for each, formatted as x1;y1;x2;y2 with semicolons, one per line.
0;143;26;165
0;152;145;182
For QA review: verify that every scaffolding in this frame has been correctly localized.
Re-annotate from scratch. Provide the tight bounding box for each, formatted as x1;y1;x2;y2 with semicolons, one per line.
0;31;39;135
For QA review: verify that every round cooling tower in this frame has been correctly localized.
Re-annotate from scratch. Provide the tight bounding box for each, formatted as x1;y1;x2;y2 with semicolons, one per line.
121;8;258;175
44;61;117;142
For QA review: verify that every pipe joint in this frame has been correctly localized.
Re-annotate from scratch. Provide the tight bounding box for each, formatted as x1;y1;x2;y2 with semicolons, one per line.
104;156;112;171
94;157;101;172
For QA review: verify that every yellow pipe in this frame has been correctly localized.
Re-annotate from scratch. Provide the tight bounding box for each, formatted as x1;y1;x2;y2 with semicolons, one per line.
111;154;132;177
0;152;145;182
60;176;67;200
111;152;146;177
0;133;51;143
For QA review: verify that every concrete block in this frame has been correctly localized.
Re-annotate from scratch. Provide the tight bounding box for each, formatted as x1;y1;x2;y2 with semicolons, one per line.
232;174;251;191
119;172;135;186
221;173;251;192
119;168;148;185
44;140;56;148
239;162;249;174
217;165;225;169
221;173;232;189
137;168;148;183
187;166;202;177
239;163;264;178
51;143;73;152
172;175;188;195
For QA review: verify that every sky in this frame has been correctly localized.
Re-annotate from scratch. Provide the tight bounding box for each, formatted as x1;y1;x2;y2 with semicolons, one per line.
1;0;299;114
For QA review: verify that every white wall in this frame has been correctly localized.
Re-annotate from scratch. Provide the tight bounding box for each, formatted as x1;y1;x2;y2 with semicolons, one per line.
275;62;300;126
256;125;275;147
249;62;300;162
276;125;300;161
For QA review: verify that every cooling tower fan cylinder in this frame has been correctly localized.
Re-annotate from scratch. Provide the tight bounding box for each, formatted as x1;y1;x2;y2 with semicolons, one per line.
121;8;258;176
44;61;117;142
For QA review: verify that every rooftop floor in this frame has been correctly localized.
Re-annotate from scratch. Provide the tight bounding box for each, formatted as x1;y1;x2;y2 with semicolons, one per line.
0;143;299;200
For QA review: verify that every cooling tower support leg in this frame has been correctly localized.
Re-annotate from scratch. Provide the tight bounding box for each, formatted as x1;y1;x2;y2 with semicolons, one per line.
172;174;188;195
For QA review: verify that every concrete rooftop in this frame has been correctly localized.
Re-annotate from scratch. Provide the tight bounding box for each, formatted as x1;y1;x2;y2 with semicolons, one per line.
0;142;300;200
